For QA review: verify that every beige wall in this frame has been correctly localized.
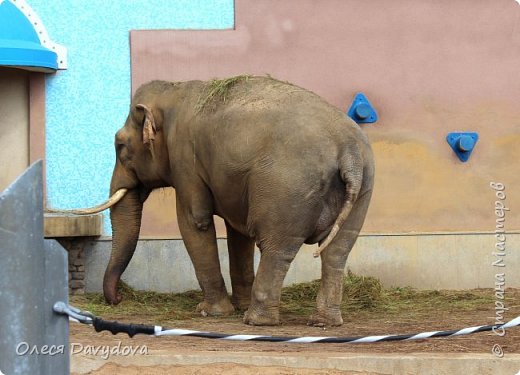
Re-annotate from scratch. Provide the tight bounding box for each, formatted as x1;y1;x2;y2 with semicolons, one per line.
131;0;520;237
0;68;29;192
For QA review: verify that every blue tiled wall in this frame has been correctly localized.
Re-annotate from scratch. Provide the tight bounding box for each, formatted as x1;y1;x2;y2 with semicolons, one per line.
29;0;234;233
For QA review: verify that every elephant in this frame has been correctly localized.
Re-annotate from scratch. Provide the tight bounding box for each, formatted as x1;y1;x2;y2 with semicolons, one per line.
102;75;374;326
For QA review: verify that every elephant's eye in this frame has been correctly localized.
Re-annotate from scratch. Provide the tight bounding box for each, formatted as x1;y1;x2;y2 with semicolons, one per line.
116;143;128;163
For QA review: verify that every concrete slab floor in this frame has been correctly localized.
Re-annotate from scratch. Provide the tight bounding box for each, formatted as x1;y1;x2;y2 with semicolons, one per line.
71;351;520;375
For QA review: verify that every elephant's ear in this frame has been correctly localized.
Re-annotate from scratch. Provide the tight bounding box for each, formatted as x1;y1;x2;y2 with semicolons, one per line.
136;104;156;157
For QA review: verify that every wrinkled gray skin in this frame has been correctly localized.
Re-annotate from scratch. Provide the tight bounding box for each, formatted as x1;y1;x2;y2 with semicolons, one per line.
104;76;374;326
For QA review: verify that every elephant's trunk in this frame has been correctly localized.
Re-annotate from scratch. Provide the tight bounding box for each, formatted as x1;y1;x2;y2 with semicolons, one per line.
103;187;143;304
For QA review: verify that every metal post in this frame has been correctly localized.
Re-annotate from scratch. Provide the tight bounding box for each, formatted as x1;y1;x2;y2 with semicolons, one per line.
0;161;69;375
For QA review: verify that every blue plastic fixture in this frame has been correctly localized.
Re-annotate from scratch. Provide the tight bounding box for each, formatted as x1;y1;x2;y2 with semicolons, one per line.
347;93;378;124
0;0;66;72
446;132;479;162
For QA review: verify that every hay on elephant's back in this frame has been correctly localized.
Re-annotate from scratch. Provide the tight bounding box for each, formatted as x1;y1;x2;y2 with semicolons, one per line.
195;75;253;113
194;74;307;114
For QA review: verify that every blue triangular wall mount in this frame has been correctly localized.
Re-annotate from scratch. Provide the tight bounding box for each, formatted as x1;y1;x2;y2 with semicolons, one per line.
446;132;479;162
347;93;378;124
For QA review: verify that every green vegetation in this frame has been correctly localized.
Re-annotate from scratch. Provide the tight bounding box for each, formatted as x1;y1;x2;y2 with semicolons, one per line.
70;271;499;325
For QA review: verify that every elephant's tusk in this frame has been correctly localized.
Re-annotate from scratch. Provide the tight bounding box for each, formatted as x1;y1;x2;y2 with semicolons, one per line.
45;188;128;215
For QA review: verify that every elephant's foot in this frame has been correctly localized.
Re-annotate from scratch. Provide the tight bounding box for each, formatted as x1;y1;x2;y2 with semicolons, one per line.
196;298;235;317
307;307;343;327
231;295;251;311
243;306;279;326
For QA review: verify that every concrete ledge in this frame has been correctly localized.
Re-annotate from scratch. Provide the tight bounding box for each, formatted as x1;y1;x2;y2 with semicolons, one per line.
44;213;103;238
71;351;520;375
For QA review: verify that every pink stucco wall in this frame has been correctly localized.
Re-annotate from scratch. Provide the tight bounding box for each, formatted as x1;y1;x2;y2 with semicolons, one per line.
131;0;520;237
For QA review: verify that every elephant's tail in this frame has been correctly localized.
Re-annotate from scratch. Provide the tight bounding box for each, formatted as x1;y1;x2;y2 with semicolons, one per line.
313;148;364;257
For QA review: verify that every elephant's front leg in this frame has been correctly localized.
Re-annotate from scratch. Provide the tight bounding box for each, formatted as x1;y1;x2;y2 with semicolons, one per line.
176;194;234;316
225;222;255;310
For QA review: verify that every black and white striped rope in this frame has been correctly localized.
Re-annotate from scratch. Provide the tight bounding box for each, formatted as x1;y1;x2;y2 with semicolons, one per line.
153;316;520;343
54;302;520;344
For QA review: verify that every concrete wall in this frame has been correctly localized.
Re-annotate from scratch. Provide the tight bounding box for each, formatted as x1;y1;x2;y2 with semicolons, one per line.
85;233;520;293
0;68;29;192
349;233;520;290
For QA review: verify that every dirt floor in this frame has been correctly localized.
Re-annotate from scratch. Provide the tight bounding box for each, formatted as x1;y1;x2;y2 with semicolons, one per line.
69;286;520;374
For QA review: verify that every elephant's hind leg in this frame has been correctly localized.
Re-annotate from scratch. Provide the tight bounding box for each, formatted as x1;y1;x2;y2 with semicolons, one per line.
308;189;373;327
226;222;255;310
243;237;303;326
